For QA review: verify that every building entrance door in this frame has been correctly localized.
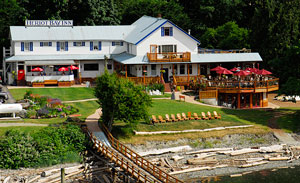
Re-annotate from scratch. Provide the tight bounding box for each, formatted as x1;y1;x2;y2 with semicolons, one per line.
162;68;169;83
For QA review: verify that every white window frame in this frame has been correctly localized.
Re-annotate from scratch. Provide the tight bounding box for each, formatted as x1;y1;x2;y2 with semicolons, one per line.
59;42;66;51
74;41;85;47
93;41;99;50
159;45;177;53
41;42;51;46
164;27;171;36
24;42;30;51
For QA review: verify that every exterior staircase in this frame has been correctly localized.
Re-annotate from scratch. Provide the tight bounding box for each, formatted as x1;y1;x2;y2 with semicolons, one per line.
164;83;171;92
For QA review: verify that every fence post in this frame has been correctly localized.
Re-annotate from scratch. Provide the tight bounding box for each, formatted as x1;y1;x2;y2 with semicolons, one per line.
61;168;65;183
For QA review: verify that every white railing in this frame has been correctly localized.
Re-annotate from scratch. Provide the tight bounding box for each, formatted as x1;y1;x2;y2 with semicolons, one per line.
25;75;74;82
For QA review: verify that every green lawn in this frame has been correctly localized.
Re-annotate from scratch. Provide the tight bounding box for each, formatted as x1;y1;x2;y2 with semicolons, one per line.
9;87;95;101
112;99;273;141
0;100;99;124
150;93;172;98
0;126;46;138
276;108;300;133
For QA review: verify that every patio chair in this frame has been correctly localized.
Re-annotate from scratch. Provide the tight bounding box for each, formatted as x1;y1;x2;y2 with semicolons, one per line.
158;115;166;123
181;113;189;120
171;114;178;122
165;114;172;122
207;111;214;120
213;111;222;119
176;113;184;121
193;113;200;120
187;112;195;120
201;112;209;120
151;115;159;123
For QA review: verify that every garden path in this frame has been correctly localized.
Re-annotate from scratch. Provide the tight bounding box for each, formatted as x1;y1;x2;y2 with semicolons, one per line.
62;98;97;103
0;123;47;127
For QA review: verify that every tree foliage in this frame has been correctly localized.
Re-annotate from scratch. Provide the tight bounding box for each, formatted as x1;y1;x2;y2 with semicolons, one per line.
200;21;249;49
120;0;191;29
94;70;152;131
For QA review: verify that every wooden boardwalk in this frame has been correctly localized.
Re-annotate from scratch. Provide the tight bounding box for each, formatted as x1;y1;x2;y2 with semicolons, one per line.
84;109;183;183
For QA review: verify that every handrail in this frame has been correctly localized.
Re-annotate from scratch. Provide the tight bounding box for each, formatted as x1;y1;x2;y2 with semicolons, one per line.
101;124;183;183
147;52;191;62
198;48;251;54
160;74;165;85
172;75;177;86
82;126;159;183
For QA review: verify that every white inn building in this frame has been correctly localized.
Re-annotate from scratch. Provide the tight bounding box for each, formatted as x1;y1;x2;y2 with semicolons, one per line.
3;15;262;87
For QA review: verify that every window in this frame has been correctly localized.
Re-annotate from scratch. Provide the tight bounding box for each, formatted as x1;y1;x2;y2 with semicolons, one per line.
174;65;178;74
112;41;123;46
57;41;68;51
84;64;99;71
161;27;173;36
188;64;193;74
21;42;33;52
127;43;130;53
158;45;177;53
180;64;185;75
151;65;156;75
40;42;52;47
73;42;85;47
90;41;101;51
107;64;112;70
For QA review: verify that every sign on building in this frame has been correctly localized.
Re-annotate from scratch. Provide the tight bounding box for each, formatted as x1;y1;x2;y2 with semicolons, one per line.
25;20;73;27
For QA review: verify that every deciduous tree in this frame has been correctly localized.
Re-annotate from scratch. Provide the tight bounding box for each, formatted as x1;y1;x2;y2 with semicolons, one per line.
94;70;151;131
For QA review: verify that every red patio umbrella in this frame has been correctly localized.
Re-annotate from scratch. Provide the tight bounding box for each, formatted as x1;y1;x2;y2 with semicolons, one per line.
230;67;239;71
31;67;44;72
234;70;251;76
58;67;69;72
69;65;79;70
257;69;272;75
211;66;226;71
216;69;233;75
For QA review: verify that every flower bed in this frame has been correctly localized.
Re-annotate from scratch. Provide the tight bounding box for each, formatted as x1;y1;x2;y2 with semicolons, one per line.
58;81;72;87
23;91;78;119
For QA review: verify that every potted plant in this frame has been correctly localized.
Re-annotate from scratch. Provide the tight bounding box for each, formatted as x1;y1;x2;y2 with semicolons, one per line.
32;80;44;87
58;80;71;87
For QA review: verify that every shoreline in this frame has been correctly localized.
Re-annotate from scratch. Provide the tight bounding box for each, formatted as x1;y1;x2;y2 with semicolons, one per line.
126;132;300;180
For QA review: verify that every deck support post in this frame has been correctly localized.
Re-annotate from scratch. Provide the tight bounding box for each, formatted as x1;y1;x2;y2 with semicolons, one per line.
198;64;200;76
250;93;253;108
187;64;190;82
143;65;145;85
237;93;241;109
125;65;127;78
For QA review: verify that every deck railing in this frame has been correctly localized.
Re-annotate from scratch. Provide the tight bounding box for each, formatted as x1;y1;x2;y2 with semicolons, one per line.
119;76;161;85
101;125;183;183
202;78;279;91
199;90;218;99
147;52;191;62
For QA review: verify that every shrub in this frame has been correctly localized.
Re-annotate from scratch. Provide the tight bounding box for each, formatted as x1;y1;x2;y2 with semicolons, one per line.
0;125;88;169
26;110;37;118
0;130;40;169
37;107;49;118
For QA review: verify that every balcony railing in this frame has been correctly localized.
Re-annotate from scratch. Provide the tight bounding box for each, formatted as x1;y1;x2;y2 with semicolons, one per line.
147;52;191;62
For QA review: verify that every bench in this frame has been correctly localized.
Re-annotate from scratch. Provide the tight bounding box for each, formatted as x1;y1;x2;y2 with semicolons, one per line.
179;95;185;102
44;80;58;85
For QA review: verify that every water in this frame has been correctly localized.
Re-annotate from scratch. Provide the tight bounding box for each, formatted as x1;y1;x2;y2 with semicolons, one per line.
186;166;300;183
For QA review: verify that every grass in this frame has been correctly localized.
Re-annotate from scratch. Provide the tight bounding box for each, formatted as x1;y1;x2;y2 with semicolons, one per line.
275;108;300;133
9;87;95;101
112;99;273;143
0;126;46;138
0;100;99;124
150;93;172;98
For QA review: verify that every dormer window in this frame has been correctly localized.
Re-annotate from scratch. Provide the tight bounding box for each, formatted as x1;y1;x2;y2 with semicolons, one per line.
161;27;173;36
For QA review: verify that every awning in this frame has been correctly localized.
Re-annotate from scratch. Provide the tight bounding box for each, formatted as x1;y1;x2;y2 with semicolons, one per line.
25;60;75;65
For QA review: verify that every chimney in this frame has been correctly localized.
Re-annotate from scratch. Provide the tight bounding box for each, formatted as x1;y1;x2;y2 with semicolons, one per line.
188;29;191;35
157;14;162;19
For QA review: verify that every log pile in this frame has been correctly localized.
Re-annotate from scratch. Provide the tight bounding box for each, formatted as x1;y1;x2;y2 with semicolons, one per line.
145;144;300;176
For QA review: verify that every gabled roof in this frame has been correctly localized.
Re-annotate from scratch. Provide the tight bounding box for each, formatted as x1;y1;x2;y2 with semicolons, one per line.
9;16;201;45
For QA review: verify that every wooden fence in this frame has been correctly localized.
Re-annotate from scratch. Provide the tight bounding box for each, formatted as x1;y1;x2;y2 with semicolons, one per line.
199;90;218;100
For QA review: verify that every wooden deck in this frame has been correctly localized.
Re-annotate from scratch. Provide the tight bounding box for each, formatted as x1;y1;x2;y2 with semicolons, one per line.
147;52;191;62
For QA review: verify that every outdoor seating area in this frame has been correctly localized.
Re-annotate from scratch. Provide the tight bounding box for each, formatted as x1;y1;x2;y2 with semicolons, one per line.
151;111;221;124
